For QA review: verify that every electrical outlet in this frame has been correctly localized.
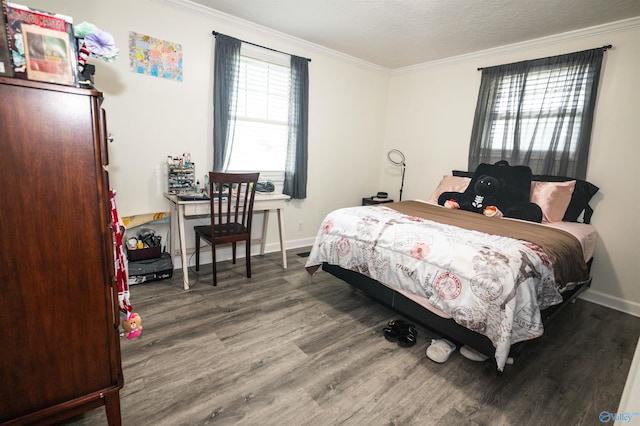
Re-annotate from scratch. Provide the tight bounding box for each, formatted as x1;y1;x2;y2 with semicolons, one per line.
298;221;303;231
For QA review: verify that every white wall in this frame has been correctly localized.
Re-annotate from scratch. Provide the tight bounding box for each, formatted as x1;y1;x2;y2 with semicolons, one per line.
382;20;640;313
20;0;390;257
17;0;640;313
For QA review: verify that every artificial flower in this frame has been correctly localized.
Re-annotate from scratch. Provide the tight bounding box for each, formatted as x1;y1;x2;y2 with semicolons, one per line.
84;29;119;60
74;21;119;63
73;21;98;38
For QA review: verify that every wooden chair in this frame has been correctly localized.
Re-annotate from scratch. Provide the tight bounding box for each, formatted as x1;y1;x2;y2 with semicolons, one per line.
194;172;260;286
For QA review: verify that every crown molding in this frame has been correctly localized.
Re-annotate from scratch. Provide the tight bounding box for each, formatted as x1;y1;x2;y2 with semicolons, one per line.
392;16;640;76
153;0;639;76
152;0;390;74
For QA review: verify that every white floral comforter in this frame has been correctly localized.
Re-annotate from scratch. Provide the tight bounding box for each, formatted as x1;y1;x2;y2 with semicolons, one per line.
305;204;564;371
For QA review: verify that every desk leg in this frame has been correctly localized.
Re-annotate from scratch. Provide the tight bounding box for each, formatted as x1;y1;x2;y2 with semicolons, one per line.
169;201;177;257
260;210;269;256
177;204;190;290
277;207;287;269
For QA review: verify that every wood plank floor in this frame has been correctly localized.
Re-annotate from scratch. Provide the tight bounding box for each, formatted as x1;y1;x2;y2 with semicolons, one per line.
65;248;640;426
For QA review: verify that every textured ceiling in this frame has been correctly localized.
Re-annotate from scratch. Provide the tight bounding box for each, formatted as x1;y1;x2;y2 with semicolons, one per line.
187;0;640;69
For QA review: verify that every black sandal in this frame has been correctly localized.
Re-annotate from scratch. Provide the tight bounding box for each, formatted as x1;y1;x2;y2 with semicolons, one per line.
387;319;406;328
398;332;417;347
383;319;405;342
395;321;418;347
384;319;417;345
383;326;399;342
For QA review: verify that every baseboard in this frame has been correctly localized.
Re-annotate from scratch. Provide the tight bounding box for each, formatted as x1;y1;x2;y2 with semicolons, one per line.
172;237;317;268
283;237;317;252
579;289;640;318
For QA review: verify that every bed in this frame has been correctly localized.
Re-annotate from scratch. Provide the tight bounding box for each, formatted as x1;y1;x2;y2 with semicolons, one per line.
305;171;599;371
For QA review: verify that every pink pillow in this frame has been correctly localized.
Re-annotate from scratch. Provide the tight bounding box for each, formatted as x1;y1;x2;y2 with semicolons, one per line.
530;180;576;222
428;175;471;203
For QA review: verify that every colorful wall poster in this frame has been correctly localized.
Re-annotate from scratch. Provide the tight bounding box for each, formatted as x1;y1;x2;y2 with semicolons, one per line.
129;31;182;81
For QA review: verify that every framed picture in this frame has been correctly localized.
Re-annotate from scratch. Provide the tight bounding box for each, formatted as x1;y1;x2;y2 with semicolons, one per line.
22;23;74;85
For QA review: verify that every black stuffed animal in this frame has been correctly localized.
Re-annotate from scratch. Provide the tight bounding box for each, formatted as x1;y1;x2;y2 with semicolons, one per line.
468;175;501;215
441;175;503;216
438;160;543;223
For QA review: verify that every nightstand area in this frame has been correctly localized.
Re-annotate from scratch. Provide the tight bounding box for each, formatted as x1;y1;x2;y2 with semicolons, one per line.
362;197;394;206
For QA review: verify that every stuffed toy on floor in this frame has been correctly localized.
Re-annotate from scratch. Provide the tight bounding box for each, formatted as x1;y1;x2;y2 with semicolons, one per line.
438;160;543;222
121;313;142;339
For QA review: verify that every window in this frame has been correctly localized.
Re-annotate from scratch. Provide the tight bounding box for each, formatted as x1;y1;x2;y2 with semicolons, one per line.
490;66;589;153
469;48;604;179
226;49;290;173
213;33;309;199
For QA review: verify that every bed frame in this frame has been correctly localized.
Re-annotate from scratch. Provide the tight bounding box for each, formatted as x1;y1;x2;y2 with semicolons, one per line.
322;259;592;364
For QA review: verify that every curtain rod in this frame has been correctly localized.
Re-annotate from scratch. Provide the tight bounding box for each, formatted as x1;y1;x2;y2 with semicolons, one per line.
476;44;612;71
212;31;311;62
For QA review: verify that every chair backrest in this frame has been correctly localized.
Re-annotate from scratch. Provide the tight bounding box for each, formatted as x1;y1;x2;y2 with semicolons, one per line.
208;172;260;240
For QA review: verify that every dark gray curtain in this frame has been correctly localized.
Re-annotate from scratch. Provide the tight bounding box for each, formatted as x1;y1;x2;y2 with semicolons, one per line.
468;48;604;179
212;34;241;172
283;56;309;199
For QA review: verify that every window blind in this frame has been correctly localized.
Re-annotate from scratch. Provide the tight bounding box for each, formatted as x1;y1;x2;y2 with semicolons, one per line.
226;55;290;172
488;64;592;155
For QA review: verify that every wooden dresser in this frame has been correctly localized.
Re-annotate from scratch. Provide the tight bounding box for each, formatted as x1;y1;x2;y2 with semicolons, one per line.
0;77;123;425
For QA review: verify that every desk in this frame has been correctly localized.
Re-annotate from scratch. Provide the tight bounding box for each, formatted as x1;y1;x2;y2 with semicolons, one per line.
164;193;290;290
